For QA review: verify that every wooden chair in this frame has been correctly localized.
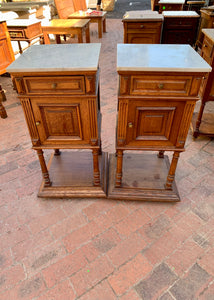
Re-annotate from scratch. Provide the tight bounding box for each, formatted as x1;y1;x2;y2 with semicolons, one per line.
54;0;87;19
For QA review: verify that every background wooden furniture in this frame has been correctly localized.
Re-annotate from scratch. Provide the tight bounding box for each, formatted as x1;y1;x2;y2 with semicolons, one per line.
196;6;214;49
42;19;90;44
108;44;211;202
7;44;107;198
68;10;106;38
122;10;163;44
0;20;15;119
6;19;43;54
192;29;214;137
158;0;185;13
187;1;206;14
162;11;200;46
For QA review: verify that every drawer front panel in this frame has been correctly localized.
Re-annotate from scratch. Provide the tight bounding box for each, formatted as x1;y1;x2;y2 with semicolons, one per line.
24;76;85;95
8;29;25;39
165;18;198;29
127;22;162;30
201;37;214;64
130;75;192;96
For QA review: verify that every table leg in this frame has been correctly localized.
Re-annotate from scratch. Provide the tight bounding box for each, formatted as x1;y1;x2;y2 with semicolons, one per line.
56;34;61;44
36;149;51;187
98;19;102;38
18;40;23;54
43;32;51;44
92;149;100;186
77;29;83;43
165;151;180;190
0;85;7;119
115;149;123;187
103;17;106;33
85;24;90;43
193;101;206;138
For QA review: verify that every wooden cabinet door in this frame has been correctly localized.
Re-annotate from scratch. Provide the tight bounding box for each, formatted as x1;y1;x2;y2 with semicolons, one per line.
30;97;98;147
123;99;186;148
0;22;15;75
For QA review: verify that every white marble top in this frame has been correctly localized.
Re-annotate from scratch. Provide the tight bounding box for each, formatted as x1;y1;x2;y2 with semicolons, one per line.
6;19;41;27
159;0;185;4
202;28;214;43
123;10;163;21
117;44;211;72
7;44;101;73
162;11;199;17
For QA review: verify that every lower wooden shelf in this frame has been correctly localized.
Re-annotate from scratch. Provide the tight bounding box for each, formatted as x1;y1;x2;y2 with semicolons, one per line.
108;153;180;202
38;151;108;198
191;112;214;138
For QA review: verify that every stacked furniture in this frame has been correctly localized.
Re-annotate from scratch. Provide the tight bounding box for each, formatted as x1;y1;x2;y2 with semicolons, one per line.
192;28;214;137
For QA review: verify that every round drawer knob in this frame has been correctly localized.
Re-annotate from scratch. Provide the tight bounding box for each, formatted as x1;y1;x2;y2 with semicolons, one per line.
140;25;144;28
204;44;208;48
36;121;41;126
128;122;133;128
52;83;57;89
159;83;164;89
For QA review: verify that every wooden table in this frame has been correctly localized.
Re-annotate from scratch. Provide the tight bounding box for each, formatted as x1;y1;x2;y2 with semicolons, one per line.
122;10;163;44
7;44;107;198
68;10;106;38
161;11;200;46
0;20;15;119
41;19;90;44
158;0;185;13
6;19;43;54
108;44;211;202
192;29;214;138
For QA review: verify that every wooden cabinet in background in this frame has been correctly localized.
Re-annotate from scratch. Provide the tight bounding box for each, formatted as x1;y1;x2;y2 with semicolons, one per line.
108;44;211;202
122;10;163;44
7;44;107;198
192;28;214;137
196;6;214;49
0;20;15;119
162;11;200;46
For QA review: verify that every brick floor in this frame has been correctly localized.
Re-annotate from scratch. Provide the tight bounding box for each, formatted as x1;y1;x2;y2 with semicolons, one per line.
1;1;214;299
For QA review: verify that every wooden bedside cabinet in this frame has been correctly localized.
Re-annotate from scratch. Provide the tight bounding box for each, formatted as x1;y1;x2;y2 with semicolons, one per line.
122;10;163;44
7;44;107;198
192;29;214;138
0;20;15;119
158;0;185;13
108;44;211;202
162;11;200;46
196;6;214;50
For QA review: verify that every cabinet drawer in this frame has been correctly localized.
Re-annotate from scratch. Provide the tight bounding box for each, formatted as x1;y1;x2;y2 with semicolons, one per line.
130;75;192;96
127;22;161;30
8;29;25;39
23;76;85;95
201;37;214;64
165;18;198;29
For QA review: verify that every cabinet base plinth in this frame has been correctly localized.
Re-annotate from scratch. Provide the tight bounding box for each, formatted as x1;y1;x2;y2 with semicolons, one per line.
38;151;108;198
108;153;180;202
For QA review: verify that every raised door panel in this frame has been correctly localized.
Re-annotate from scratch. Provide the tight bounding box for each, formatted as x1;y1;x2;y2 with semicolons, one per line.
127;33;158;44
122;99;185;147
31;97;95;146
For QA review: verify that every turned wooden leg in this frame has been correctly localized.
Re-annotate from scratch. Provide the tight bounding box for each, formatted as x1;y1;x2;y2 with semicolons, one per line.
165;151;180;190
103;18;106;33
115;149;123;187
193;101;206;138
92;149;100;186
158;150;165;158
0;85;7;119
36;149;51;187
54;149;61;156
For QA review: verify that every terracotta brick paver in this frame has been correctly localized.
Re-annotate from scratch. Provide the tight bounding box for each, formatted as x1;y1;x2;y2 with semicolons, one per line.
1;0;214;299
